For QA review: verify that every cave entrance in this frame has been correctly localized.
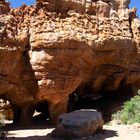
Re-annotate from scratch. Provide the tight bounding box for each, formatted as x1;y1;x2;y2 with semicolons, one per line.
32;101;50;124
68;84;135;123
0;100;50;126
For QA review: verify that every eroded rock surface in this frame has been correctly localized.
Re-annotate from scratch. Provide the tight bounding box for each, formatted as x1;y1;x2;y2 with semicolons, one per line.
0;0;140;125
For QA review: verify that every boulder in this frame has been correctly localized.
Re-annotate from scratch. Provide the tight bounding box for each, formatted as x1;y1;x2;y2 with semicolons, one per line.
51;109;104;137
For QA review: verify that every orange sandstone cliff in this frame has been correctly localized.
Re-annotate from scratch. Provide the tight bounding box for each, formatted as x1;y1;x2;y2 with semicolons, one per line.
0;0;140;125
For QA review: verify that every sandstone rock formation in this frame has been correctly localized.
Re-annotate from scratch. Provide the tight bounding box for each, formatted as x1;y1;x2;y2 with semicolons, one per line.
0;0;140;125
51;109;104;137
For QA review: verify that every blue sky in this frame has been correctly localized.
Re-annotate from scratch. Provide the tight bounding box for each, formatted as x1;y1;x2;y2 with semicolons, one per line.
7;0;140;17
129;0;140;17
7;0;36;8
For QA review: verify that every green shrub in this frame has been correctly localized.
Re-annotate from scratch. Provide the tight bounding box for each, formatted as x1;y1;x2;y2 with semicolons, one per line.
112;90;140;124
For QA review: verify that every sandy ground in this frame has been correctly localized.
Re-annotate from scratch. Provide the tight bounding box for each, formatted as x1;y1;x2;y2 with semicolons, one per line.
3;124;140;140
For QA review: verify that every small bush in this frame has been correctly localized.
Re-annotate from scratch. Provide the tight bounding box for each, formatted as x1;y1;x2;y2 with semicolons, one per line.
112;90;140;124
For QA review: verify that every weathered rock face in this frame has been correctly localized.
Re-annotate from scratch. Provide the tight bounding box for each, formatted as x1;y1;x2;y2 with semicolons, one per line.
0;0;10;15
0;0;140;125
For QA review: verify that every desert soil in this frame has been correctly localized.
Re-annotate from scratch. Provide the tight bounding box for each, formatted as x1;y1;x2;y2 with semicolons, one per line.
4;124;140;140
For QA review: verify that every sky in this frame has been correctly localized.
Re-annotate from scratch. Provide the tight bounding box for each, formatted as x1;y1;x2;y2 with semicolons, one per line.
7;0;140;17
129;0;140;17
7;0;36;8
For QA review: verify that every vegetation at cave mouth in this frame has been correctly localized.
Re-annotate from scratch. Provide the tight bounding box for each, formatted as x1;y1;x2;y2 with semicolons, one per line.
112;90;140;124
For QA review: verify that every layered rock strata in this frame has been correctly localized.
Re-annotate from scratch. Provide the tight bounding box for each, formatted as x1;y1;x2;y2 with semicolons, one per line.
0;0;140;125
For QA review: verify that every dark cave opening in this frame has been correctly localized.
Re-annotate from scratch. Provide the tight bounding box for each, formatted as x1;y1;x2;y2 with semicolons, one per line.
68;84;135;123
0;85;137;126
32;101;50;124
0;100;50;126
